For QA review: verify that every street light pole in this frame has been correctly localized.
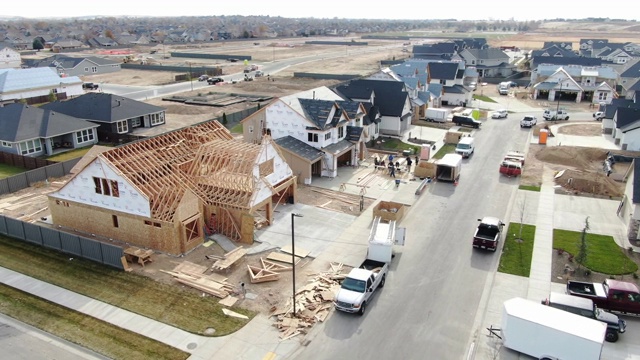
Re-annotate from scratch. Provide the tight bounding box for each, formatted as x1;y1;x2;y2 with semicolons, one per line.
291;213;303;316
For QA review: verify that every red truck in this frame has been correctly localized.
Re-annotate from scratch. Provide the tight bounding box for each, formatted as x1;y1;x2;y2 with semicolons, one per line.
499;160;522;177
567;279;640;315
472;217;504;252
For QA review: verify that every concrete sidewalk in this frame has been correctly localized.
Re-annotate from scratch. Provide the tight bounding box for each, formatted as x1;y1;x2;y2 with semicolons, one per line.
0;266;299;360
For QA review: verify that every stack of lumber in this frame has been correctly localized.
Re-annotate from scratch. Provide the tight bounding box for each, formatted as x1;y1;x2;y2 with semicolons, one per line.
211;247;248;271
162;262;235;298
270;262;346;340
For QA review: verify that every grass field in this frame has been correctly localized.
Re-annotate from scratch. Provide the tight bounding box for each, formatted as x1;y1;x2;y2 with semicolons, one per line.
518;185;541;192
553;229;638;275
0;163;24;179
433;144;456;159
0;284;189;360
45;147;95;162
498;223;536;277
0;235;254;336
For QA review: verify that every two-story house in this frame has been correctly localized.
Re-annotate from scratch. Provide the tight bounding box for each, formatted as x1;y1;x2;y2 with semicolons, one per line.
531;45;578;59
458;48;514;78
609;107;640;150
579;39;609;56
240;87;372;184
531;65;617;104
335;79;411;136
426;61;473;106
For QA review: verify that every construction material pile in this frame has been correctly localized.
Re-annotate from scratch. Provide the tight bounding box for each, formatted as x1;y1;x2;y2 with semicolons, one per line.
162;261;235;298
270;262;347;340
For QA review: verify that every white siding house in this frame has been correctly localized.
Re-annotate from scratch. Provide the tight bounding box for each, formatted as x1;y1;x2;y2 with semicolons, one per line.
0;46;21;69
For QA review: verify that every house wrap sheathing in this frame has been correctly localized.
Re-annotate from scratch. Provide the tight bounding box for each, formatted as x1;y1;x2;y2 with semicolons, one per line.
48;121;296;255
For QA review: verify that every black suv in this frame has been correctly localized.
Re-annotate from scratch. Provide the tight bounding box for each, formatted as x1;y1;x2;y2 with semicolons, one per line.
452;115;481;129
542;292;625;342
207;77;224;85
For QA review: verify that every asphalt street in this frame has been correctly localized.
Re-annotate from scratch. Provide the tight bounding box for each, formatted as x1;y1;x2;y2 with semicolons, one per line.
298;112;530;359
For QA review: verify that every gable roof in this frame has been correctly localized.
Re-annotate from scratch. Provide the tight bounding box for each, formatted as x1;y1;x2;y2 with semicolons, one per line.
274;136;324;162
0;103;98;142
462;48;509;60
336;100;364;120
41;93;164;123
621;61;640;78
532;56;603;67
428;62;459;80
531;46;577;58
615;107;640;129
334;79;408;117
298;98;343;131
412;42;457;56
0;67;81;93
279;86;344;115
604;98;640;118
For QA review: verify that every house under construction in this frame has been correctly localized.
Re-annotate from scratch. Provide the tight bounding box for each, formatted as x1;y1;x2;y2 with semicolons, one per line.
48;121;296;255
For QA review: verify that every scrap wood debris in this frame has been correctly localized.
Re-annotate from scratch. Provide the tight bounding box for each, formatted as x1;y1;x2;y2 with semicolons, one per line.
270;262;347;340
211;247;248;271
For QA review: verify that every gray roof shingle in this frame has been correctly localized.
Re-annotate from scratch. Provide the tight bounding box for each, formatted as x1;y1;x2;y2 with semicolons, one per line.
41;93;164;123
274;136;324;162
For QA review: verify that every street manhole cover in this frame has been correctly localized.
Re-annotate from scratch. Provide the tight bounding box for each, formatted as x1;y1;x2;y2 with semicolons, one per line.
204;328;216;335
187;342;198;350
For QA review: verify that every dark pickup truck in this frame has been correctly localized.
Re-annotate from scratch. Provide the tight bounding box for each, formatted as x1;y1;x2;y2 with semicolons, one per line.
472;217;504;252
82;82;99;90
543;292;625;342
567;279;640;315
452;115;481;129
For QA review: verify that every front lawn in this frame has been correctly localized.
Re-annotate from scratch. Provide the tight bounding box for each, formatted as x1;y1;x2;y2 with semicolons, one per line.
553;229;638;275
473;94;497;103
498;223;536;277
0;163;24;179
519;185;541;192
432;144;456;159
377;138;420;154
230;123;243;133
45;146;95;162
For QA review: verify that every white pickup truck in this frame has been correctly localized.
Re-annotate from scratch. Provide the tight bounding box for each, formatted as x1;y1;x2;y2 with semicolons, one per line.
334;216;405;315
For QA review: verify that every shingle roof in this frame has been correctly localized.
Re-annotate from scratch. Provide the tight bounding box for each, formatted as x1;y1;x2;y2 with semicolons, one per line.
427;83;443;96
274;136;324;162
41;93;164;123
615;107;640;129
604;99;639;118
0;67;81;92
322;139;354;155
621;61;640;78
298;98;341;130
532;56;603;67
346;125;363;142
445;85;470;94
412;42;457;56
0;103;98;142
335;79;408;117
336;100;362;120
428;62;458;80
531;47;577;58
462;48;509;60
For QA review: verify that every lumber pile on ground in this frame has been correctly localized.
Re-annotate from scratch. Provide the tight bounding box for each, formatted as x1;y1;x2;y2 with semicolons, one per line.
162;263;235;298
270;262;347;340
211;247;248;271
246;257;293;283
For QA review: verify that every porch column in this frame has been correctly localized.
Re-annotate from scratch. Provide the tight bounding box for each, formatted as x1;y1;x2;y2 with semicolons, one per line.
576;91;582;103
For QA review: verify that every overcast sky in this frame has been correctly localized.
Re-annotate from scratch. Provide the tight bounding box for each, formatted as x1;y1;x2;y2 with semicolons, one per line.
4;0;638;21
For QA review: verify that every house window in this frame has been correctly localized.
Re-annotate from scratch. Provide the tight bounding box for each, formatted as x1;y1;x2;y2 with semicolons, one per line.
55;200;70;207
112;215;119;228
324;133;331;140
599;92;608;101
84;67;89;72
116;120;128;134
91;66;97;73
76;129;94;144
19;139;42;155
338;126;344;139
150;113;164;126
439;79;446;85
259;159;274;177
144;220;161;227
248;125;254;133
131;118;142;128
307;133;318;142
93;177;119;197
1;141;11;148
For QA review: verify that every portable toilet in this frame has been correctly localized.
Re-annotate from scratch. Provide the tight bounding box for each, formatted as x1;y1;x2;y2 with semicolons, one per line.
539;129;548;145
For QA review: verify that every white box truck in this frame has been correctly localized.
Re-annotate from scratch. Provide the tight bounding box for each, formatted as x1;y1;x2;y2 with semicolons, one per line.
501;297;605;360
435;153;462;182
425;108;450;123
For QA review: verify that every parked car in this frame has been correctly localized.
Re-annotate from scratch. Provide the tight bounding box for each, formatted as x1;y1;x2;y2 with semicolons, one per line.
198;75;209;81
207;77;224;85
452;115;481;129
82;82;99;90
491;109;508;119
520;116;537;128
468;81;477;90
543;109;569;121
255;70;264;77
593;111;604;121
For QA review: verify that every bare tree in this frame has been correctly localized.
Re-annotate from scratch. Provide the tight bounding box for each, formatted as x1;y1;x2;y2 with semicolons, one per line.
576;217;590;274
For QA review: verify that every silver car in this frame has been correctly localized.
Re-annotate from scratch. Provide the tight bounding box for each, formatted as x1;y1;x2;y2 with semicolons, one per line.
491;109;508;119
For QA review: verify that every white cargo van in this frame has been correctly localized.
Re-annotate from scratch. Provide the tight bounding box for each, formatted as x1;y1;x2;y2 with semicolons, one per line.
498;82;510;95
455;137;475;158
